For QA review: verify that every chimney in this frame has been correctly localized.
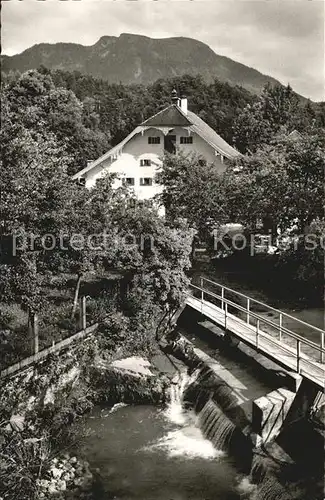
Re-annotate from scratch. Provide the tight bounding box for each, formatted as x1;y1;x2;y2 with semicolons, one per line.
171;89;180;106
180;96;188;115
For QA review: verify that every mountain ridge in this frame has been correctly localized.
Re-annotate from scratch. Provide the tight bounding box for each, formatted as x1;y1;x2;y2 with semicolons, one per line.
1;33;292;96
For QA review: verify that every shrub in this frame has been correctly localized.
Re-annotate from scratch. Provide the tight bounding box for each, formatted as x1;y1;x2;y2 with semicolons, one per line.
0;429;52;500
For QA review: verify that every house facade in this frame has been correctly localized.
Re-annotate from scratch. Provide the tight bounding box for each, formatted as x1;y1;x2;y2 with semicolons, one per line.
72;91;240;206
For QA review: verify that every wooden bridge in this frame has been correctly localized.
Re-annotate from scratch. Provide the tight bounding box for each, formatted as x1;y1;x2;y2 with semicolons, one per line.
186;277;325;389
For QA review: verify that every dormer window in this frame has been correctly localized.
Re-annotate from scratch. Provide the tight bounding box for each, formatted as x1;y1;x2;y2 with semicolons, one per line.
148;137;160;145
180;136;193;144
140;159;152;167
78;177;86;186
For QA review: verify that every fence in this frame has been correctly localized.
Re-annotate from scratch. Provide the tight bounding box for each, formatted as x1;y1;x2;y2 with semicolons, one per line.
193;277;325;363
0;296;97;379
187;277;325;386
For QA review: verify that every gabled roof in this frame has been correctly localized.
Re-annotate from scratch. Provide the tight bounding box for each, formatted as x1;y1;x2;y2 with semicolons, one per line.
142;105;192;127
73;104;240;179
186;110;240;158
72;126;144;179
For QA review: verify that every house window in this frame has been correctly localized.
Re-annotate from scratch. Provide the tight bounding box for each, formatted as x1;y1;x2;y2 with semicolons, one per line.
123;177;135;186
140;159;152;167
148;137;160;145
78;177;86;186
180;136;193;144
140;177;153;186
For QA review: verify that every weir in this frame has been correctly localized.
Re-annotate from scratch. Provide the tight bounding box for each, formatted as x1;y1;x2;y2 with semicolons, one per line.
164;363;301;499
182;276;325;449
161;292;325;500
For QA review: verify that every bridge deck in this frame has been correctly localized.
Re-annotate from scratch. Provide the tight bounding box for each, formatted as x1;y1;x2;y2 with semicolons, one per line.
186;294;325;388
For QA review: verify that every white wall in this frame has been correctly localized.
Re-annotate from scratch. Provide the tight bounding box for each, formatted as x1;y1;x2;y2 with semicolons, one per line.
84;128;163;200
165;126;227;172
83;126;227;197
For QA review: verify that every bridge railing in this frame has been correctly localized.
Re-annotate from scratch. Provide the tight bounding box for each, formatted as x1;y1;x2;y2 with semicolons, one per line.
188;278;325;369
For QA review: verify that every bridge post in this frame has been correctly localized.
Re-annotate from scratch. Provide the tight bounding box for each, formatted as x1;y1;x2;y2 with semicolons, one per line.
224;302;228;330
296;340;301;373
279;313;283;342
200;277;204;302
246;298;250;324
320;332;324;363
256;319;259;349
221;286;224;310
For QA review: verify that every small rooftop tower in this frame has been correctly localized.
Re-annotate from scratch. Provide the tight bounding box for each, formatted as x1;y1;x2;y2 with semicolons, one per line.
171;89;180;106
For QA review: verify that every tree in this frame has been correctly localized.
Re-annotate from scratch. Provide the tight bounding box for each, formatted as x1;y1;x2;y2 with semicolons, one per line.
222;130;325;233
113;207;194;342
233;83;304;153
157;152;227;238
2;69;111;175
0;87;86;323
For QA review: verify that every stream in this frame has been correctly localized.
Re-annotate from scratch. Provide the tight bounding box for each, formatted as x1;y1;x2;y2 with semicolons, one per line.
76;375;256;500
74;259;323;499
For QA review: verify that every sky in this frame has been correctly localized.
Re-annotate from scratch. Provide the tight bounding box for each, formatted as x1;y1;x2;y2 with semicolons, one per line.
2;0;324;101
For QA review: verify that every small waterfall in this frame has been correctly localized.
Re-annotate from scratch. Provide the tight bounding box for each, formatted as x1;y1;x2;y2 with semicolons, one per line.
198;398;253;472
148;369;220;460
250;453;271;484
210;414;235;450
200;403;216;435
165;369;200;425
184;368;251;431
198;399;235;450
250;453;296;500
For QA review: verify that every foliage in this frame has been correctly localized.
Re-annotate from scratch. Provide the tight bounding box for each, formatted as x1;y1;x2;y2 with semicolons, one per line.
48;71;253;147
274;218;325;303
2;69;110;175
0;429;52;500
157;152;227;238
1;82;84;314
223;130;325;232
233;83;322;153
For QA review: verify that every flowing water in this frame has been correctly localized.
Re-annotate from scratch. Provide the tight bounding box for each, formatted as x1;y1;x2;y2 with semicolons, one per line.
76;370;256;500
198;399;235;450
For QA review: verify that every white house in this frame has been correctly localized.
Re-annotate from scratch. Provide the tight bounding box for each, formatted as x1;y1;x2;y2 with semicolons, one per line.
72;91;240;207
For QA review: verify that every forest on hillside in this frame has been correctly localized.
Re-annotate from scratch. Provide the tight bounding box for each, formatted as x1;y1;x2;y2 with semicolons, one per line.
1;68;324;327
2;67;324;175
